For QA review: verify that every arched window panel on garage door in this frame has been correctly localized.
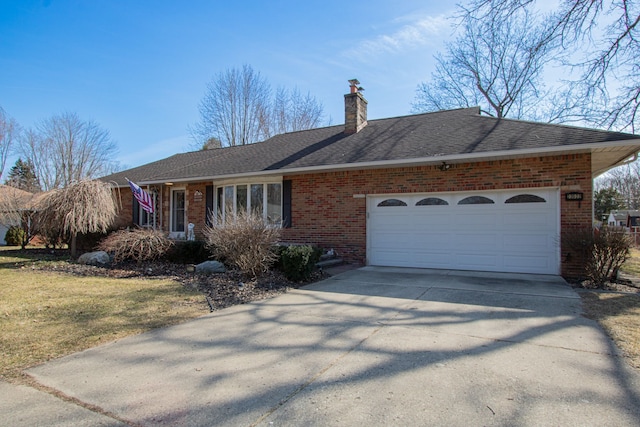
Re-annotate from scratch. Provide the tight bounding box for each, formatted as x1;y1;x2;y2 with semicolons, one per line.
377;199;407;207
458;196;495;205
416;197;448;206
505;194;546;204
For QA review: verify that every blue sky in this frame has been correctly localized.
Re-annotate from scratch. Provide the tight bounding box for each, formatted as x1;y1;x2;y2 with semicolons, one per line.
0;0;455;170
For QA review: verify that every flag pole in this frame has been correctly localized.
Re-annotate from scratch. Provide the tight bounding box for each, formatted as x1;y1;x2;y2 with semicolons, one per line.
147;185;156;230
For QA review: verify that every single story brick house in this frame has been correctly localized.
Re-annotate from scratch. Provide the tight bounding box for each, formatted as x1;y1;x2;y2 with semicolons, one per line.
102;82;640;277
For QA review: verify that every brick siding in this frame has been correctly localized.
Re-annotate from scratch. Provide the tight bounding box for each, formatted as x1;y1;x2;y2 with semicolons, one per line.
281;154;592;277
113;153;592;277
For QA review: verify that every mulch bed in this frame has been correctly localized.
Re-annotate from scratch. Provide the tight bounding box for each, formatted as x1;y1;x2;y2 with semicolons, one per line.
16;251;326;311
568;273;640;294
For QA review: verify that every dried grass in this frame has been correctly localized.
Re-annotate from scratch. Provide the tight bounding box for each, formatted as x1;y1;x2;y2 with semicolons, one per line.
0;248;206;381
581;291;640;369
97;228;173;263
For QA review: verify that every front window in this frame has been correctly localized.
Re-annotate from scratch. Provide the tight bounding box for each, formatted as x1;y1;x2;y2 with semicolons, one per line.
216;181;282;225
135;191;157;228
267;183;282;223
171;189;186;233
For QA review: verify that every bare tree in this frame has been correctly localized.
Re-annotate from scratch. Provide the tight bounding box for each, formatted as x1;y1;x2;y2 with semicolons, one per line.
412;5;562;120
0;107;19;181
192;65;271;147
267;87;325;137
191;65;325;147
466;0;640;131
597;162;640;209
20;112;118;190
38;179;118;257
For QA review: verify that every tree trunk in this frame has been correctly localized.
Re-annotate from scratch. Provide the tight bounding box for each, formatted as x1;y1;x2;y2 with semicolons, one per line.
70;233;77;258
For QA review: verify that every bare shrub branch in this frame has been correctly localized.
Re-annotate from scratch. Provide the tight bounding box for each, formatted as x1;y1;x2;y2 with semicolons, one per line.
203;209;281;278
97;228;173;263
563;226;632;286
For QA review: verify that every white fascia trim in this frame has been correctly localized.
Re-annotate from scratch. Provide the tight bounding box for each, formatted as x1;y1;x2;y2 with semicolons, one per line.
137;139;640;185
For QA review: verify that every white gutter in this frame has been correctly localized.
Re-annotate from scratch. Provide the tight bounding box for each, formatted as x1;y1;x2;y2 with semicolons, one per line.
131;138;640;186
592;151;640;177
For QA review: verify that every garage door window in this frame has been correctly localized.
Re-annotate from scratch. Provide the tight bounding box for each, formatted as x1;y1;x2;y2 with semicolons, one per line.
416;197;448;206
377;199;407;207
505;194;546;203
458;196;494;205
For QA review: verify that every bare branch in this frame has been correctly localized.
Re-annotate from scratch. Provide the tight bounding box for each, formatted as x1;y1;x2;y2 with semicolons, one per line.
0;107;19;181
413;5;560;121
465;0;640;130
19;113;118;190
191;65;324;148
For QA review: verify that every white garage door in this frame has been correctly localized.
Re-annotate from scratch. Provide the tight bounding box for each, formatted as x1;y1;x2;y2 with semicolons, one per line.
367;189;560;275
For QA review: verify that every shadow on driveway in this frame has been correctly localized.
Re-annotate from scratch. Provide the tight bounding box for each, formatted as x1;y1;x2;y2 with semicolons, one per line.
23;267;640;426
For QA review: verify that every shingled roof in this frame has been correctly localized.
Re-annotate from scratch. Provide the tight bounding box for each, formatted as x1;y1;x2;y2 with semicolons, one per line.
102;107;640;186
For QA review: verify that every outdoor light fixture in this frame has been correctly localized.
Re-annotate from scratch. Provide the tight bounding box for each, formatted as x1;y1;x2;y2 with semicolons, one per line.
439;162;451;171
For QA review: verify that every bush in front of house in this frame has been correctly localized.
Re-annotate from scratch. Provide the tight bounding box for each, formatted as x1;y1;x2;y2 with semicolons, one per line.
97;228;173;263
163;240;210;264
203;210;281;278
278;244;322;281
563;226;632;286
4;226;26;246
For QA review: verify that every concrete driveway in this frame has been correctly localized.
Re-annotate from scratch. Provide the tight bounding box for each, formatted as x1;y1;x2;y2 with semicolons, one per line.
9;267;640;426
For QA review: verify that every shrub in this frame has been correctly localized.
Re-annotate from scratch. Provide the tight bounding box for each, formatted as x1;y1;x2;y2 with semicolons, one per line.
39;227;67;249
163;240;210;264
563;226;632;286
279;245;322;281
4;226;26;246
97;228;173;263
203;210;281;278
75;231;110;253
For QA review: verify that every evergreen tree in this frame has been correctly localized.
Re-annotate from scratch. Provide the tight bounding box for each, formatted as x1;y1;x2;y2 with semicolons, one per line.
5;158;41;192
594;187;625;222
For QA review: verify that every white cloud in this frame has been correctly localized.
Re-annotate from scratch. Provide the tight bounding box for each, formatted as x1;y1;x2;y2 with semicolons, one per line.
344;14;450;62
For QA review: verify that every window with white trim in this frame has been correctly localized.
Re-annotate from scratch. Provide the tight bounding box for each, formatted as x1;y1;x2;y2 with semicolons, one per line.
134;191;158;228
171;189;186;233
215;182;282;225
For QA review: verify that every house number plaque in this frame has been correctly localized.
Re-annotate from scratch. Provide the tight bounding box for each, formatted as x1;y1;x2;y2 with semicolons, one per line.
565;192;584;201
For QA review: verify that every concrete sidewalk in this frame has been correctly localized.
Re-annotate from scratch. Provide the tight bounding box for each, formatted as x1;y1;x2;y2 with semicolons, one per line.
7;267;640;426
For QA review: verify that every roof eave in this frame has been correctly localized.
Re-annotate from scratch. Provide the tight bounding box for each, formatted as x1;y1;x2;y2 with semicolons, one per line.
133;138;640;185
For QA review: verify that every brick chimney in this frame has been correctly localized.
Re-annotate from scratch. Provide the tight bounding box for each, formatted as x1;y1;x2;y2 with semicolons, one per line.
344;79;367;134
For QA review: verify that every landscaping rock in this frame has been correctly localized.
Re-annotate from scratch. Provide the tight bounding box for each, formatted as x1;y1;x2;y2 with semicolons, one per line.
195;260;226;274
77;251;110;266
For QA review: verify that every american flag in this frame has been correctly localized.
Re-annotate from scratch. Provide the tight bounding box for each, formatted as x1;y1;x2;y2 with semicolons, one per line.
127;179;154;213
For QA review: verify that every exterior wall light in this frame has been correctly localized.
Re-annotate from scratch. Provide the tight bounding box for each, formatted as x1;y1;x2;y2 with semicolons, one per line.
439;162;451;171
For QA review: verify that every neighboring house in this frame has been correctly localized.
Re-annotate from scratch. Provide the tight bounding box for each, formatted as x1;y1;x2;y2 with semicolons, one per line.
0;185;42;245
607;210;628;227
627;210;640;228
607;210;640;228
102;81;640;277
